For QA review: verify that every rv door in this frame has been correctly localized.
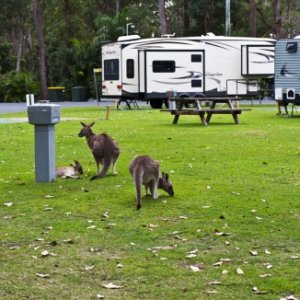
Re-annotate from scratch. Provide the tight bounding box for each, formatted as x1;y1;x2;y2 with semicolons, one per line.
102;44;122;97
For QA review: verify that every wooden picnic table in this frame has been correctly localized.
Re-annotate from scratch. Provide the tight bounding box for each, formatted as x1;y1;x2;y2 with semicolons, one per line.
160;97;251;126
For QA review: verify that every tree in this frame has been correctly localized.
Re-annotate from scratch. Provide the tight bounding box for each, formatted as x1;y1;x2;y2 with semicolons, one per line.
249;0;256;36
273;0;284;38
32;0;48;99
158;0;168;35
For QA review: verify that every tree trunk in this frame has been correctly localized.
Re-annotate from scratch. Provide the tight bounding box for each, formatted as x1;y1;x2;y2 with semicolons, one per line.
183;0;190;35
158;0;167;35
116;0;120;15
16;29;24;72
32;0;48;99
64;0;72;42
273;0;284;38
249;0;256;37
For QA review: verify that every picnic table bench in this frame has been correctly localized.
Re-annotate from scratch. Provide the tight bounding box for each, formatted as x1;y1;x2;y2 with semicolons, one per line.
160;97;251;126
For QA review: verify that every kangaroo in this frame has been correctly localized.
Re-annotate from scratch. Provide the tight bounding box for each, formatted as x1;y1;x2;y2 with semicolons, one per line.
78;121;120;180
129;155;174;210
56;160;83;178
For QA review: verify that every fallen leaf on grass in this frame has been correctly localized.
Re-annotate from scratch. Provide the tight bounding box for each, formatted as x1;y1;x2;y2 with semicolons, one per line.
263;263;273;269
232;191;240;196
253;286;267;294
105;223;116;229
96;294;105;299
290;255;299;260
189;265;202;272
208;280;221;285
36;273;50;278
101;211;109;219
87;225;97;229
102;282;123;289
43;207;53;211
41;250;56;257
84;265;95;271
250;250;258;256
215;231;229;237
116;263;123;268
45;195;54;198
280;296;299;300
186;254;197;258
258;274;271;278
264;249;271;255
236;267;244;275
222;270;229;275
179;216;188;219
206;290;218;294
148;224;159;228
4;202;13;207
9;245;20;250
63;239;74;244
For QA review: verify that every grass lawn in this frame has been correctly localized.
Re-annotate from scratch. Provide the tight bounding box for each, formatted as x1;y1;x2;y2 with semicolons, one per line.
0;104;299;299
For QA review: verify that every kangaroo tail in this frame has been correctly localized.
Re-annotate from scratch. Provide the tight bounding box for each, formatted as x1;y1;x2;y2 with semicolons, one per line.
90;159;111;180
134;172;143;210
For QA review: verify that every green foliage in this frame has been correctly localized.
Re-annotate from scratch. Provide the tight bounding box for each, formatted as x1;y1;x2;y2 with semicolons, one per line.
0;71;39;102
0;42;15;74
0;105;300;299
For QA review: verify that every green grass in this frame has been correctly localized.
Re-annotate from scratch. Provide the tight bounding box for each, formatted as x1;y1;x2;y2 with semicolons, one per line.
0;105;300;299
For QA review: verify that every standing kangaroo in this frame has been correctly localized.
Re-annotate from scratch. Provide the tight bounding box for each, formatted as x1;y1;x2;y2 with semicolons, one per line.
129;155;174;210
78;121;120;180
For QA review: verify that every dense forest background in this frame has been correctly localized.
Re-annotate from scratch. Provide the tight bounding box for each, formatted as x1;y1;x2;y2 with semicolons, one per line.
0;0;300;102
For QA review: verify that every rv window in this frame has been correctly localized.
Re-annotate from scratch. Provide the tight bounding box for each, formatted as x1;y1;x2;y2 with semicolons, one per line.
104;59;119;80
191;80;202;87
191;55;202;62
153;61;175;73
286;42;297;53
126;59;134;78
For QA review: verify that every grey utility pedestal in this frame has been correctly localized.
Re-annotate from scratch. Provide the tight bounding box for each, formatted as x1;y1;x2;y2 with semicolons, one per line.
27;103;61;182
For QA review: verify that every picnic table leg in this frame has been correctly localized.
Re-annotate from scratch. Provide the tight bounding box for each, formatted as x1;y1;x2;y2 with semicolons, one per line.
206;100;216;124
232;113;240;124
199;114;207;126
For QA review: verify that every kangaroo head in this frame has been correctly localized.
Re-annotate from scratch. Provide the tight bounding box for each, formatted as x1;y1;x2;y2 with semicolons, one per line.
78;121;95;137
72;160;83;174
158;172;174;196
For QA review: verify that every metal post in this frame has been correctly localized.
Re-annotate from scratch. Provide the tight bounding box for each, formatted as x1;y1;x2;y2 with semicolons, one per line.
34;125;55;182
126;23;134;35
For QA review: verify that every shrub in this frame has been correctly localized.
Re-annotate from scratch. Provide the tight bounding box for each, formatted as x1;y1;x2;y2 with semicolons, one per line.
0;71;39;102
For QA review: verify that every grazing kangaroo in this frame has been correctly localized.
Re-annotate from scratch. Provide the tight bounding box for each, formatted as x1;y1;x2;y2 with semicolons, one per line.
56;160;83;178
129;155;174;210
78;121;120;180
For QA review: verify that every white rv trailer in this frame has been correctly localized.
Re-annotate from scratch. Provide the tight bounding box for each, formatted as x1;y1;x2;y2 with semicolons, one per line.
275;37;300;106
101;33;275;108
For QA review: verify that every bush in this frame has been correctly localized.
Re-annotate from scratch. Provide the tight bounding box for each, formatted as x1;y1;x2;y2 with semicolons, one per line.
0;71;39;102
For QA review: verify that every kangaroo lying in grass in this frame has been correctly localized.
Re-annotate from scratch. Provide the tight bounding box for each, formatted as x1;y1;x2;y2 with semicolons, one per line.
129;155;174;210
78;121;120;180
56;160;83;178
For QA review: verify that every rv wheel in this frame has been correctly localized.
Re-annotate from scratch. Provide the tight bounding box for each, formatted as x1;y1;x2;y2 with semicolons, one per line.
150;99;163;109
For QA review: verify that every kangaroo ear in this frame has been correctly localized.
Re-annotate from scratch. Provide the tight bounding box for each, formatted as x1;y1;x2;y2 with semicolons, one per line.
89;121;95;127
162;172;169;180
80;121;86;127
74;160;79;165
